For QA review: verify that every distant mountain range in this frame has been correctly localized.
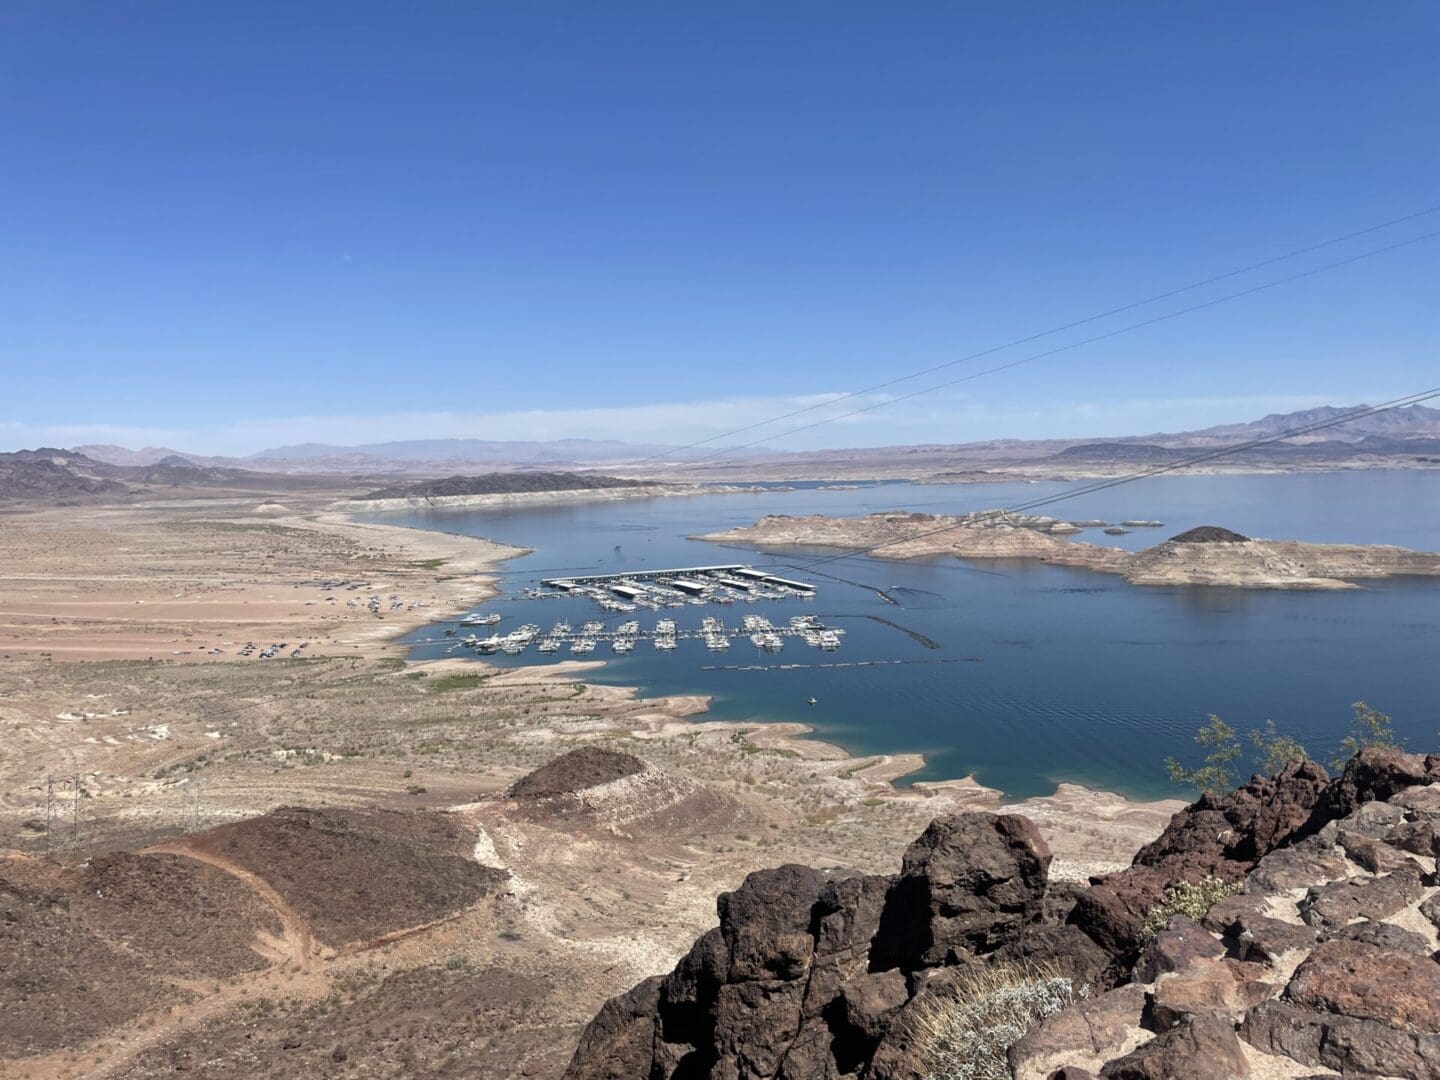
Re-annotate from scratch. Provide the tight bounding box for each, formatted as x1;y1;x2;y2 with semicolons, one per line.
1137;404;1440;446
72;437;766;474
61;402;1440;480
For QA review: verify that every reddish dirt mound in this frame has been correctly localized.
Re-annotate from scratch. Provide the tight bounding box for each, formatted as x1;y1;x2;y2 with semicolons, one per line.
510;747;645;798
0;852;280;1058
187;806;505;948
1169;525;1250;543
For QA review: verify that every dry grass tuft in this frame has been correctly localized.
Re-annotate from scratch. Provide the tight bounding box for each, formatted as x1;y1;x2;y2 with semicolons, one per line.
913;960;1085;1080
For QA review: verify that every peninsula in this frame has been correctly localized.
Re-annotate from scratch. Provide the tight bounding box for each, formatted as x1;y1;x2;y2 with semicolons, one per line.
697;512;1440;589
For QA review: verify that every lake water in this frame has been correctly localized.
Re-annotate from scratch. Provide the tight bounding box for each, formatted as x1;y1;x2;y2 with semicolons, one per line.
357;472;1440;801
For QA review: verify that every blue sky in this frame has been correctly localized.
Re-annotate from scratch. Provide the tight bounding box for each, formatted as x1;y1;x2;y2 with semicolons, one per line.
2;3;1437;454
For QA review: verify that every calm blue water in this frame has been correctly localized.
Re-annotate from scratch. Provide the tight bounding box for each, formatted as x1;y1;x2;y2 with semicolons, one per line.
357;472;1440;801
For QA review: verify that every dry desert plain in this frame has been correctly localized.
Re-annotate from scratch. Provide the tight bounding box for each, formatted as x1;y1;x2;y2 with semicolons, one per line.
0;488;1183;1079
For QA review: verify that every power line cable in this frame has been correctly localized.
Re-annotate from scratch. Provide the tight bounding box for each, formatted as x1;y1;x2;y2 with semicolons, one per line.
655;228;1440;468
790;388;1440;570
618;204;1440;468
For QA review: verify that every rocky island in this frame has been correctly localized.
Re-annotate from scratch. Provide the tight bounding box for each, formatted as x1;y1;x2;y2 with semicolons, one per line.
697;512;1440;590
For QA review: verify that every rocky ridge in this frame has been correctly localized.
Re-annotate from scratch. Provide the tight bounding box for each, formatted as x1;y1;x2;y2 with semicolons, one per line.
566;749;1440;1079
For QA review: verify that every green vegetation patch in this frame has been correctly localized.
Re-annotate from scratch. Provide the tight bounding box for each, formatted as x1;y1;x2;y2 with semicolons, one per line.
1138;875;1240;945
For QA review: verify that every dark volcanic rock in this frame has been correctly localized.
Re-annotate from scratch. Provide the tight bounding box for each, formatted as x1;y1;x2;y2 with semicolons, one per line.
719;865;830;982
1285;938;1440;1032
1386;819;1440;858
1338;827;1422;873
1100;1013;1248;1078
1008;985;1147;1077
1168;525;1250;543
1298;865;1425;929
1303;748;1440;834
870;813;1051;970
1132;915;1225;984
1241;999;1440;1078
510;748;645;798
567;756;1440;1080
1071;760;1329;969
1204;894;1319;966
568;812;1051;1080
1144;956;1275;1029
1135;759;1329;868
1328;919;1433;955
564;976;664;1080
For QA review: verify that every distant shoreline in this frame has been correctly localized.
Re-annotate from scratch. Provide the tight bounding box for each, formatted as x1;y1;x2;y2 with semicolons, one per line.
330;482;759;513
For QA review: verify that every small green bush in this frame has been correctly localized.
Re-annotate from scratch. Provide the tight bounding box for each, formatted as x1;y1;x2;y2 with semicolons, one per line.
1138;875;1239;944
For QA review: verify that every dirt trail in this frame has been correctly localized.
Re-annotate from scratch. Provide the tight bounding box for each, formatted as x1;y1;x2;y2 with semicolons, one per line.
143;839;323;971
12;843;333;1080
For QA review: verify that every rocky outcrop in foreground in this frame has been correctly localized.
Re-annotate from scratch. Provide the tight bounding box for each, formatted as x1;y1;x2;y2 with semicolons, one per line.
566;749;1440;1078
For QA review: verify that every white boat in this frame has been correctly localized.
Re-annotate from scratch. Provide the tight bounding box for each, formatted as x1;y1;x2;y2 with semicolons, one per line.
460;613;501;627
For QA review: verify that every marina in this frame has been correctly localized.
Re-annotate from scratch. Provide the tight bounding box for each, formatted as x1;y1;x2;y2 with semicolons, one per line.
451;612;846;658
529;564;817;612
370;472;1440;801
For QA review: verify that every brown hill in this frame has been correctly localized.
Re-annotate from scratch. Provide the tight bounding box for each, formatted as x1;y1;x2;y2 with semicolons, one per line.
0;448;130;501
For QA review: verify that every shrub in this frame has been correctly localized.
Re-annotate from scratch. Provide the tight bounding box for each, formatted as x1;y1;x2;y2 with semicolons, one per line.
1331;700;1402;770
1138;875;1239;945
1249;720;1307;775
1164;715;1241;794
914;962;1086;1080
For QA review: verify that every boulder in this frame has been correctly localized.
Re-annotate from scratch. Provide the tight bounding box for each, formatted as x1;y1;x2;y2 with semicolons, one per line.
563;975;664;1080
1071;761;1327;968
1302;749;1440;834
1241;999;1440;1078
1298;865;1426;929
1338;828;1421;874
871;813;1051;970
1328;919;1434;955
1143;957;1275;1029
1132;916;1225;984
1135;759;1328;868
1008;985;1147;1077
1285;938;1440;1031
1386;819;1440;859
720;864;832;983
1099;1014;1248;1079
996;923;1112;989
1421;892;1440;933
1245;841;1352;893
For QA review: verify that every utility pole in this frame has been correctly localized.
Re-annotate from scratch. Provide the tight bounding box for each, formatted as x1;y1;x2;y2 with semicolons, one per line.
70;772;82;856
44;775;56;858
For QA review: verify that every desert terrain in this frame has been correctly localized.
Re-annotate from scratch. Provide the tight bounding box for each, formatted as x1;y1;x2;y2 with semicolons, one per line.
0;488;1184;1079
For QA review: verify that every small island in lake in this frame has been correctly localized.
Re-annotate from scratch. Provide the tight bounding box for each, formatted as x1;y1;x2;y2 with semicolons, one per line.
696;511;1440;590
